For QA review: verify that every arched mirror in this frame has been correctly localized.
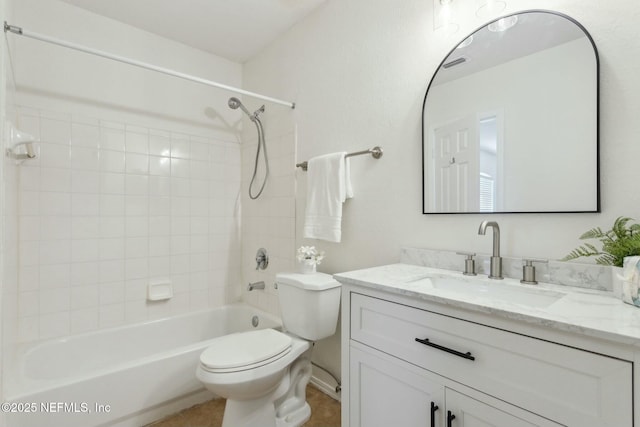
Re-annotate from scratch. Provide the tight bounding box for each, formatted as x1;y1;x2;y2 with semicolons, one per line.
422;10;599;214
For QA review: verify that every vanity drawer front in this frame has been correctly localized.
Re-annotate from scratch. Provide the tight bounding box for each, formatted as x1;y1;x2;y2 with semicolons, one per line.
350;293;632;426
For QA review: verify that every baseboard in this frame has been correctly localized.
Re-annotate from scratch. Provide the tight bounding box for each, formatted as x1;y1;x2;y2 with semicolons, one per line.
309;375;341;402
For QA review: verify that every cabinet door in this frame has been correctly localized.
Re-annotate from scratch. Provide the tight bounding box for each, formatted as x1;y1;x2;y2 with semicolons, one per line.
350;345;444;427
445;388;562;427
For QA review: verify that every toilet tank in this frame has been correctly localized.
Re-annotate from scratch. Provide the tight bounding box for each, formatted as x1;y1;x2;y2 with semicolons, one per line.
275;272;341;341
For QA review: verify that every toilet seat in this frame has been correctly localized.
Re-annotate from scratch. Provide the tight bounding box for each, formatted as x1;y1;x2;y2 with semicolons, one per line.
200;329;292;373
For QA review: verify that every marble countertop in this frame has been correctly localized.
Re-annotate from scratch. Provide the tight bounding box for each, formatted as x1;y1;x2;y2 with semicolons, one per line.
334;263;640;348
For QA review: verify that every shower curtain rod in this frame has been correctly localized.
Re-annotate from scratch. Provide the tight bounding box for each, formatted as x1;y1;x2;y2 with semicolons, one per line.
3;22;296;109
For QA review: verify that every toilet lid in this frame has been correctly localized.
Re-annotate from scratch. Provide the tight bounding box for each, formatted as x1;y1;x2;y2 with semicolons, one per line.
200;329;292;371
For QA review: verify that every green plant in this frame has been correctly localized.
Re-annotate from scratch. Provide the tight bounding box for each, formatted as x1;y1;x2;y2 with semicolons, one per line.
562;216;640;267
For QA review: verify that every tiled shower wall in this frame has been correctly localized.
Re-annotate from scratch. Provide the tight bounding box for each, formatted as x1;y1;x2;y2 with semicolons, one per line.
13;106;242;343
240;110;297;317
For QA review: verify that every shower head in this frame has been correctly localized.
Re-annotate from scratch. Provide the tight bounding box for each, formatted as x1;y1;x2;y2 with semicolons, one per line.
228;97;252;117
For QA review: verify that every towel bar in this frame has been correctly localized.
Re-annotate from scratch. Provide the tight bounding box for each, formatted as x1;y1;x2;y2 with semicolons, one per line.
296;146;383;171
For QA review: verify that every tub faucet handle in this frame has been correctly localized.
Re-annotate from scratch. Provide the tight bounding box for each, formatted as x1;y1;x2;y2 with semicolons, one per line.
521;258;548;285
255;248;269;270
456;252;477;276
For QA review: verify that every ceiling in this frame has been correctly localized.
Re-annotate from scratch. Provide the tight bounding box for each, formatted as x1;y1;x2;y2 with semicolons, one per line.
59;0;327;63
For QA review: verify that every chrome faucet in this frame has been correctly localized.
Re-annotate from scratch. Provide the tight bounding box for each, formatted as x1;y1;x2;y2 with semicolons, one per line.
247;281;266;291
478;220;503;280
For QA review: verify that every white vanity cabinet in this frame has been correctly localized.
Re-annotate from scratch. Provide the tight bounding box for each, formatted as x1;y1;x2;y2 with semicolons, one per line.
342;288;634;427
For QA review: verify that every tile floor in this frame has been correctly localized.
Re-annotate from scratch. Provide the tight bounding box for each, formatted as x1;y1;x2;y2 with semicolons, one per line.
147;386;341;427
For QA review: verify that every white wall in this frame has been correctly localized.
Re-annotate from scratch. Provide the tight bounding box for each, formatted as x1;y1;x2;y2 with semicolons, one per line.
244;0;640;384
5;0;246;344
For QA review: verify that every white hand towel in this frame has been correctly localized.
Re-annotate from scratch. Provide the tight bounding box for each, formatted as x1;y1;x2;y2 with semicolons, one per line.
303;152;353;243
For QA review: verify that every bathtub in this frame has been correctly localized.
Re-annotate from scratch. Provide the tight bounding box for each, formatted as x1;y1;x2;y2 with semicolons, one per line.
4;304;281;427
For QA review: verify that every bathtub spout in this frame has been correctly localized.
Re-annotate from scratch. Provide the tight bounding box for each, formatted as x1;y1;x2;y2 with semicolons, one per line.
247;281;266;291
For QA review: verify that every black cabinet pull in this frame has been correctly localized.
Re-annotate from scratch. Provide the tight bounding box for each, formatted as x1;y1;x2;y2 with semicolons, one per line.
415;337;475;361
430;402;439;427
447;410;456;427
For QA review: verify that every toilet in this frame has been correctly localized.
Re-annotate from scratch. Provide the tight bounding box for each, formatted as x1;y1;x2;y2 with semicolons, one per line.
196;272;341;427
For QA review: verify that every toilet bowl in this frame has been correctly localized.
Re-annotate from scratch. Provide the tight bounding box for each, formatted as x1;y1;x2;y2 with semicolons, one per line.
196;272;341;427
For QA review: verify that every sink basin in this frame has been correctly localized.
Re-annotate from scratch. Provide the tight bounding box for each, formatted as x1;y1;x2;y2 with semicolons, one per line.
410;276;565;308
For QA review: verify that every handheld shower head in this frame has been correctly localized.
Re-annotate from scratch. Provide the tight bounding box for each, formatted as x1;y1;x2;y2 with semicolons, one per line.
228;97;252;118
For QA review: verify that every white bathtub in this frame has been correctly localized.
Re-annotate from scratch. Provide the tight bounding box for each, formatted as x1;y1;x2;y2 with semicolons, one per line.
5;304;281;427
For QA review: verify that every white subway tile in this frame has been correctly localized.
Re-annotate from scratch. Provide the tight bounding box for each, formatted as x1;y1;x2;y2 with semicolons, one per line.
99;304;125;329
170;273;189;294
125;300;148;322
39;288;70;314
99;281;125;305
149;176;171;196
20;191;40;216
39;264;70;289
149;236;171;256
70;308;99;334
125;175;148;195
125;153;149;175
100;172;125;194
190;217;209;236
125;195;149;216
125;237;149;259
125;279;147;301
70;262;99;286
171;217;190;235
171;197;190;216
39;143;71;169
125;130;149;154
190;180;208;198
189;290;208;310
100;128;125;151
71;123;100;148
171;177;190;197
126;216;149;237
171;158;189;178
71;239;99;263
71;170;100;194
70;147;100;171
149;197;170;216
19;266;40;291
39;312;70;339
149;134;171;157
40;192;71;216
99;260;125;283
149;256;170;277
40;168;71;193
171;138;190;159
190;160;209;180
18;316;39;342
19;292;39;317
99;238;125;260
19;167;40;192
39;240;71;265
100;150;126;173
40;118;71;145
71;285;99;309
149;156;171;176
190;141;209;160
100;217;125;238
125;258;148;280
19;216;40;241
171;255;189;274
100;194;125;216
71;217;100;239
72;194;100;216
